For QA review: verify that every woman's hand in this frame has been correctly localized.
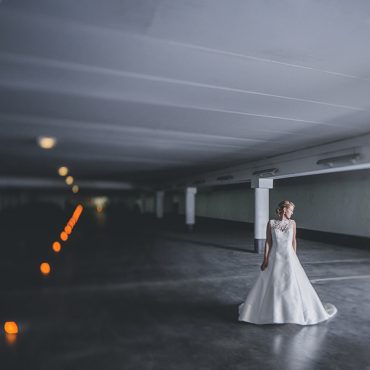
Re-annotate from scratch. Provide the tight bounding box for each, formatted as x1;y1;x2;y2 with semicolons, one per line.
260;260;268;271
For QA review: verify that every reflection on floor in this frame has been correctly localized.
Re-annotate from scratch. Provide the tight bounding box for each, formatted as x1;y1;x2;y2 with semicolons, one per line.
1;210;370;370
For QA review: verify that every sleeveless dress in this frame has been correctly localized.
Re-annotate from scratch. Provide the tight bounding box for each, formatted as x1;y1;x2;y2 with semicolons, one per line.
238;218;337;325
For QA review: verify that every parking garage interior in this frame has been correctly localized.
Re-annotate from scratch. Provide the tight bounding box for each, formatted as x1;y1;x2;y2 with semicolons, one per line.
1;1;370;369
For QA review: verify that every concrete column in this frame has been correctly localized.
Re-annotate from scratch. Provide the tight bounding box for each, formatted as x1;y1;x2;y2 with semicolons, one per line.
172;194;180;215
251;177;273;254
185;187;197;231
156;191;164;219
141;194;147;214
135;198;143;214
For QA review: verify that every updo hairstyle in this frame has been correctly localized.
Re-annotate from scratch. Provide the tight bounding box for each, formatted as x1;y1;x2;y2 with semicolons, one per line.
275;200;295;218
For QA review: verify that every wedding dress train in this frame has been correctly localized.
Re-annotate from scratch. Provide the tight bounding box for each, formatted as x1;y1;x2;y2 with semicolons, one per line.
238;218;337;325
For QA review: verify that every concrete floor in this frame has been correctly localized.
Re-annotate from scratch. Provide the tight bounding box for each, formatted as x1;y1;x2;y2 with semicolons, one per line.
1;211;370;370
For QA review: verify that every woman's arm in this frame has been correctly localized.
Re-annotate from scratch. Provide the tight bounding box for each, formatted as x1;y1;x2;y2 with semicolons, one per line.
292;221;297;253
261;221;272;271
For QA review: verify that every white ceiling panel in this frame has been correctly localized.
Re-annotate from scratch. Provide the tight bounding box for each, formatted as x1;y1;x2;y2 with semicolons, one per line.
0;1;370;187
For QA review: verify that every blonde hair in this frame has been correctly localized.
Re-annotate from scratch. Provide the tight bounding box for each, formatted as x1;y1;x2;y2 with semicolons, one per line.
275;200;295;217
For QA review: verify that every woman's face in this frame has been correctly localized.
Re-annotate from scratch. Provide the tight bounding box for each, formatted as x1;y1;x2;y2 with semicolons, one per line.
285;206;294;218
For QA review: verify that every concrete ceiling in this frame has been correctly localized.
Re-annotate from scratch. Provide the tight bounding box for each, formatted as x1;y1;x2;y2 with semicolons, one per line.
1;0;370;189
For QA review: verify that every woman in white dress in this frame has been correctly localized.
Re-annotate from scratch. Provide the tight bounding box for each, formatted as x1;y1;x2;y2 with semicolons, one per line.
238;200;337;325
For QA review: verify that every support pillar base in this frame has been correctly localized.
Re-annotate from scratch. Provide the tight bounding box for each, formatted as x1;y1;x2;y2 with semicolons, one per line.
187;224;194;232
254;239;265;254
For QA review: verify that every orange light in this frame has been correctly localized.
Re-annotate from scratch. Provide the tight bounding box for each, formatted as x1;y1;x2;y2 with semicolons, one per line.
52;241;61;252
73;205;83;220
40;262;51;275
4;321;18;334
5;333;17;345
64;225;72;234
60;231;68;241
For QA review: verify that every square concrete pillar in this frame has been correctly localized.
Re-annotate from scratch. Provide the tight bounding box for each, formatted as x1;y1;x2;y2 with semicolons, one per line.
251;178;273;253
156;191;165;219
185;187;197;231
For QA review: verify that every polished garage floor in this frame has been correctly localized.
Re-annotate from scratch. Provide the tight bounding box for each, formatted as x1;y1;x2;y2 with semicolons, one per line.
1;210;370;370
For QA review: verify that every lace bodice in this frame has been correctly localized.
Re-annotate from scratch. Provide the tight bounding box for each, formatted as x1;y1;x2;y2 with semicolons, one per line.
270;218;295;232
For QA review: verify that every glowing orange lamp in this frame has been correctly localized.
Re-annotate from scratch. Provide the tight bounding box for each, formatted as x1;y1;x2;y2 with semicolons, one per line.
4;321;18;334
64;225;72;234
73;205;83;220
40;262;51;275
52;241;61;252
60;231;68;241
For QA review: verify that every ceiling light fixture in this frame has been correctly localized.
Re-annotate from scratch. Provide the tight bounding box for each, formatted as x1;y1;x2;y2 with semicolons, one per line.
316;153;360;167
65;176;74;185
37;136;57;149
252;168;279;177
216;175;234;181
58;166;69;176
193;179;205;185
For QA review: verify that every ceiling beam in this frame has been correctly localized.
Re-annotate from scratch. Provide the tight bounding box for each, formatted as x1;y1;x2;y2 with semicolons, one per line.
0;177;134;190
166;133;370;190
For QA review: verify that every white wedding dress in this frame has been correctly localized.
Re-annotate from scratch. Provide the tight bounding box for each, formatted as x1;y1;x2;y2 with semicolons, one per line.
238;218;337;325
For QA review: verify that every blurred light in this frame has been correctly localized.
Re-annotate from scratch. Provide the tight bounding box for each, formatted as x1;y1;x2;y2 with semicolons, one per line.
58;166;69;176
72;185;79;193
5;333;17;345
65;176;74;185
64;225;72;234
73;204;83;220
37;136;56;149
52;241;61;252
60;231;68;241
92;197;108;212
40;262;51;275
4;321;18;334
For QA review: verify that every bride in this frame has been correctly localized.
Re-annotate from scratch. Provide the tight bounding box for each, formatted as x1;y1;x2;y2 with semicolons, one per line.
238;200;337;325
